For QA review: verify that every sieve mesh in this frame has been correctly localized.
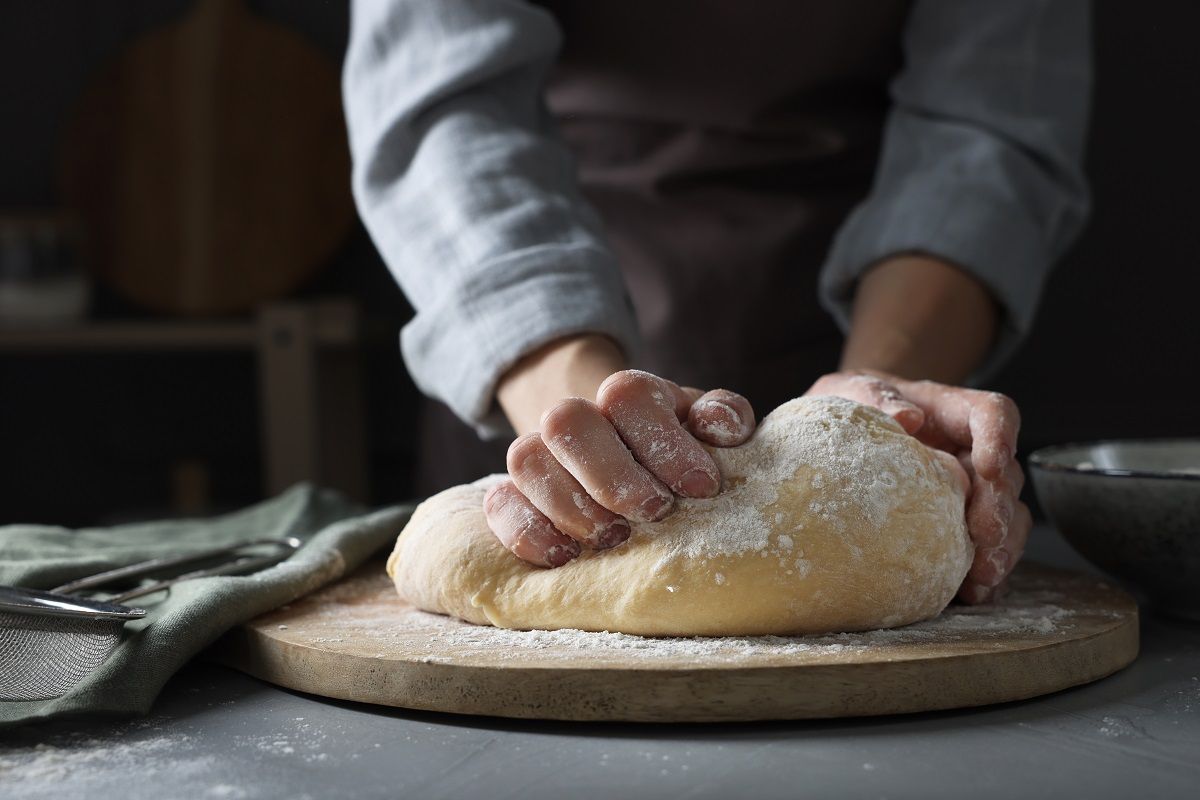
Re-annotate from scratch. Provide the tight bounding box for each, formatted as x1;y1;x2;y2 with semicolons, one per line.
0;612;124;701
0;537;300;701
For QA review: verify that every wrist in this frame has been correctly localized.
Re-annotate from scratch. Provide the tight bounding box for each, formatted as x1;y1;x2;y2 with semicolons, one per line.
840;254;998;384
497;334;627;436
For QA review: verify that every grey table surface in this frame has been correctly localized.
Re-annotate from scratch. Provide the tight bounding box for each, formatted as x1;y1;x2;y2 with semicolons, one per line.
1;524;1198;800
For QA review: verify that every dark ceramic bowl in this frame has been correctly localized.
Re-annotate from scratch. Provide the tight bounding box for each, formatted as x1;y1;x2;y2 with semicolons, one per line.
1029;440;1200;620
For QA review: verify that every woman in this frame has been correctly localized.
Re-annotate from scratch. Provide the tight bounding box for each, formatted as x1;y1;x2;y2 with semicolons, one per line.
343;0;1090;604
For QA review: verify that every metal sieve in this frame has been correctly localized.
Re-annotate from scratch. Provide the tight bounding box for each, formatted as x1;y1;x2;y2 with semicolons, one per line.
0;537;300;701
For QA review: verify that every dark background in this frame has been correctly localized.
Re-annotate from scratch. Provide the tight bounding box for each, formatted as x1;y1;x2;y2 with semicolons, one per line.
1;1;1197;527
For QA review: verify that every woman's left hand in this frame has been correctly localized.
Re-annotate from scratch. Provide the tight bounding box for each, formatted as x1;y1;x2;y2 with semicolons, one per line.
806;370;1029;604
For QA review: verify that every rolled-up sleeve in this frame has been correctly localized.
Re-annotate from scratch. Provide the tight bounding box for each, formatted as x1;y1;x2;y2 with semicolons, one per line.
343;0;639;438
820;0;1092;374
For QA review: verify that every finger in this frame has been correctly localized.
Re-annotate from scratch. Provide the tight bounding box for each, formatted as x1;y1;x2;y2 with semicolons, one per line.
914;423;959;454
975;457;1024;542
688;388;756;447
596;370;721;498
897;381;1020;481
955;450;976;501
989;577;1013;603
1009;457;1026;496
959;459;1025;598
958;499;1030;605
967;392;1021;480
540;396;676;521
483;480;581;568
507;433;631;550
808;372;925;434
965;460;1018;552
957;581;992;605
670;383;706;422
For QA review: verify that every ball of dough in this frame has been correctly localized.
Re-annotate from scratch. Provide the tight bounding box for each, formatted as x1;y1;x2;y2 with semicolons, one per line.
387;396;972;636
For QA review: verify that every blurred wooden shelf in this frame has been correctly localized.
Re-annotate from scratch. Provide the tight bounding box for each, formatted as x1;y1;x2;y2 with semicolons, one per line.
0;300;358;353
0;299;369;504
0;320;255;351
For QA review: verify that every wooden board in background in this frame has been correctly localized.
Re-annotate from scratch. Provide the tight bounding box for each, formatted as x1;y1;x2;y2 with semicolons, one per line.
60;0;353;315
213;562;1139;722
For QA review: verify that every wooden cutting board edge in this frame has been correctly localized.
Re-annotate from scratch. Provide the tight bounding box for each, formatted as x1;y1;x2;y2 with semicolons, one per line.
209;566;1140;723
214;623;1139;723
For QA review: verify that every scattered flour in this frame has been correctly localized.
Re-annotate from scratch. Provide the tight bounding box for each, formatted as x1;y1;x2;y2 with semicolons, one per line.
0;724;215;798
0;713;337;798
289;573;1089;666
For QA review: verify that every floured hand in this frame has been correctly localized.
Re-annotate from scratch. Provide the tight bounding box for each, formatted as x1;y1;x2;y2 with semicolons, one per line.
806;370;1028;605
486;368;756;568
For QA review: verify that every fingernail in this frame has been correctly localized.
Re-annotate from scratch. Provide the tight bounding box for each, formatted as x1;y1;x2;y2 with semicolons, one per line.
693;400;747;446
637;493;674;522
545;540;581;568
675;467;719;498
595;519;631;550
882;400;923;430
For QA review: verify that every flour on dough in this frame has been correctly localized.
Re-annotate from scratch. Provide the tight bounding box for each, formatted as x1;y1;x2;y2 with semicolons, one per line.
387;396;972;636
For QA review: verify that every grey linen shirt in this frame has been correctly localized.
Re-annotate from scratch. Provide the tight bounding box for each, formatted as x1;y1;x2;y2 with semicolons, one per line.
343;0;1091;439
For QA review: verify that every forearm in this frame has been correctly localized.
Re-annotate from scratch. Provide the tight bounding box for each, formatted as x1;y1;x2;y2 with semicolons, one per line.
497;334;627;436
840;254;999;384
345;0;640;437
820;1;1090;383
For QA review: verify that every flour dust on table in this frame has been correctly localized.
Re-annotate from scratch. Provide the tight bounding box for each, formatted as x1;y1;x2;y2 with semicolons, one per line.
389;396;972;636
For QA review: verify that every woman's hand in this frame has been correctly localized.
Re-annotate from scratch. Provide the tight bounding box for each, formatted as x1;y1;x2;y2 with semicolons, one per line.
486;370;755;568
806;370;1028;605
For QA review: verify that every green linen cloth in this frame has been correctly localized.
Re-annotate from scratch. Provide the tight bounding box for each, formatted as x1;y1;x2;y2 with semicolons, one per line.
0;484;414;729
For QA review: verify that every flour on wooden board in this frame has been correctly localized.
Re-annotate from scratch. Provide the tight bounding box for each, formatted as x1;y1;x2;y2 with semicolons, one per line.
295;579;1100;665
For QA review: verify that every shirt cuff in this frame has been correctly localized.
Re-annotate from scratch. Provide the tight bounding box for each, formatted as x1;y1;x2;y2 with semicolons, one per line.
819;176;1051;382
400;244;640;439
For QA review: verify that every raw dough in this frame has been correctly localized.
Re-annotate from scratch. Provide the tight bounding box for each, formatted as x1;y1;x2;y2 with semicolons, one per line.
387;396;972;636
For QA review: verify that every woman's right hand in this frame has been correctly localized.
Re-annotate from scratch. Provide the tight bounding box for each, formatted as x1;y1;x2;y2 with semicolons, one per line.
483;338;755;567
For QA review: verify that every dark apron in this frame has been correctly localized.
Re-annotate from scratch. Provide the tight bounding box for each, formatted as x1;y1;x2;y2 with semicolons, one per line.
416;1;911;495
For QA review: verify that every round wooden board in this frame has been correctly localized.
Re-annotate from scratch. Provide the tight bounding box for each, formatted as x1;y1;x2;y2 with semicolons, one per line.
60;0;353;315
213;561;1139;722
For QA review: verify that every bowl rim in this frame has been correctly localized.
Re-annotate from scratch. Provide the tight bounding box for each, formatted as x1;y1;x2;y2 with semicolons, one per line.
1029;438;1200;481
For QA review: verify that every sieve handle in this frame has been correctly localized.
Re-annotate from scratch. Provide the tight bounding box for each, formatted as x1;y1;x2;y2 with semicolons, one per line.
52;537;302;599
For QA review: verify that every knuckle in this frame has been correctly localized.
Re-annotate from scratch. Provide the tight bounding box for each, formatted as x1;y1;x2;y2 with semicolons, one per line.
984;391;1019;419
843;373;896;401
594;475;668;519
877;386;902;403
597;369;668;410
703;387;744;407
506;433;547;474
845;372;880;387
482;480;517;514
540;396;598;434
